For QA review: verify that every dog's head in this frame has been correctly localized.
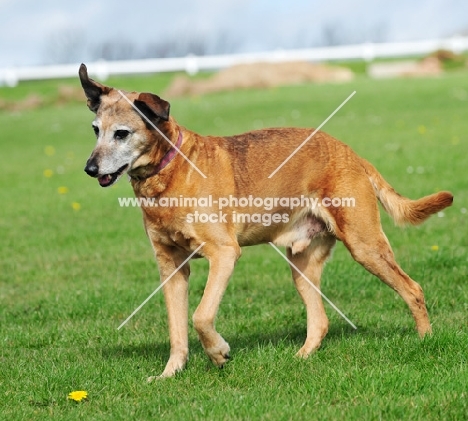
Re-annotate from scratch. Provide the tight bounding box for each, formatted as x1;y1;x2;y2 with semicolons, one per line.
79;63;171;187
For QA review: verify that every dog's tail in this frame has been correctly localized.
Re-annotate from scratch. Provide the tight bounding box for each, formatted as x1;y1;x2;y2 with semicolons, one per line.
359;158;453;226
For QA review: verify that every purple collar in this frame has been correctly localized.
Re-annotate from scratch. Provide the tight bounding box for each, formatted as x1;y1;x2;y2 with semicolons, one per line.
153;130;183;174
132;130;183;181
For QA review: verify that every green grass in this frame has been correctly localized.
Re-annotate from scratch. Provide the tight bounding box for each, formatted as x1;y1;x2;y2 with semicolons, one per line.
1;70;467;420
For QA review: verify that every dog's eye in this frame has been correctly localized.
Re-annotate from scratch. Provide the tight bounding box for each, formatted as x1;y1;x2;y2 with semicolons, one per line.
114;130;130;140
92;125;99;137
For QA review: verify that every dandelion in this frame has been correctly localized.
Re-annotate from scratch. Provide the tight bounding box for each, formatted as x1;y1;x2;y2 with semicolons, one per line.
291;109;301;120
418;125;427;135
431;245;439;252
66;151;75;165
43;169;53;178
71;202;81;211
44;145;56;156
68;390;88;402
58;186;69;195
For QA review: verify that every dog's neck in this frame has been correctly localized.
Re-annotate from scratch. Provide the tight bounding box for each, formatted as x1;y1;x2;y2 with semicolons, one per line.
129;130;183;182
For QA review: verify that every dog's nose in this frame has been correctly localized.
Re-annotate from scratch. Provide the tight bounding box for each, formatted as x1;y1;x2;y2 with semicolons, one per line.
84;159;99;177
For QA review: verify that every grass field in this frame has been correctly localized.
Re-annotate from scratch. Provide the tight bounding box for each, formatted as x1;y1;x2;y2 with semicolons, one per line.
1;70;467;420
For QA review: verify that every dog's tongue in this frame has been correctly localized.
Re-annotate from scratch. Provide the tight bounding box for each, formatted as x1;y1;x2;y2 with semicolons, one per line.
98;174;112;187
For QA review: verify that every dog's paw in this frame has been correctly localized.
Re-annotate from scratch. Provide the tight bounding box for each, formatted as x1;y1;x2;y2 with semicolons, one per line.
147;368;179;382
151;353;188;380
295;347;311;359
295;343;320;359
205;340;231;368
147;372;177;382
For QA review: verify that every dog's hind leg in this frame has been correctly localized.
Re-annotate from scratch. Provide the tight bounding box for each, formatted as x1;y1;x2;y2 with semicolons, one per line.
344;230;431;337
192;242;241;368
333;191;432;337
149;243;191;380
287;235;336;357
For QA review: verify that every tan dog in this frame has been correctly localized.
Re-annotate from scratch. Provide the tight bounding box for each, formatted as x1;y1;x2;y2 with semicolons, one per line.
79;64;453;379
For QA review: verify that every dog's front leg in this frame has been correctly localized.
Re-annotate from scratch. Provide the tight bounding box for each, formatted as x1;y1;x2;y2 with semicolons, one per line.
193;243;241;368
148;243;190;380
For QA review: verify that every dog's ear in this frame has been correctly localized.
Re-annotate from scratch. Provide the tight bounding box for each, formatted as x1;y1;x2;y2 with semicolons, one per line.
79;63;110;113
134;92;170;122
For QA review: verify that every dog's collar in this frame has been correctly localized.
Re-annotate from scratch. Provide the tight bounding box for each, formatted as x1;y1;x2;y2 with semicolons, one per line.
130;130;183;181
154;130;183;174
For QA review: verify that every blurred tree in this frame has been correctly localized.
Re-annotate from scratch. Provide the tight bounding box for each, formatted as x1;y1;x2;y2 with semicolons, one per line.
321;21;388;46
42;27;86;64
91;40;139;61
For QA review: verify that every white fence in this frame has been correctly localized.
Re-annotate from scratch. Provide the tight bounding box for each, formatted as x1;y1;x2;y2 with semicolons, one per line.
1;36;467;87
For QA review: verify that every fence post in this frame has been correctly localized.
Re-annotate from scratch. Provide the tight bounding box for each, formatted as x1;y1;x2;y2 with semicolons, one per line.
0;68;19;87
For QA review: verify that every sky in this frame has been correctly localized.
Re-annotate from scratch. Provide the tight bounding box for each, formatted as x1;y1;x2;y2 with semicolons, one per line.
0;0;467;67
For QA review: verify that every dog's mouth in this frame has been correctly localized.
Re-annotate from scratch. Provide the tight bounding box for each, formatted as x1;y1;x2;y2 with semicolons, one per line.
97;164;128;187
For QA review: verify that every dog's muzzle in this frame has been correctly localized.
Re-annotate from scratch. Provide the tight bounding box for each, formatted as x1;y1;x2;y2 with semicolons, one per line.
84;158;99;177
84;157;128;187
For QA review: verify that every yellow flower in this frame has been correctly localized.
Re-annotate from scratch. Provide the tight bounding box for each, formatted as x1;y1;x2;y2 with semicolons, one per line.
58;186;69;194
71;202;81;211
68;390;88;402
417;125;427;135
431;245;439;251
43;169;53;178
44;145;56;156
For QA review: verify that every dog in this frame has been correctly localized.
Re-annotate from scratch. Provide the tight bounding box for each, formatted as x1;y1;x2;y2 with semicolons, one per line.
79;63;453;380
